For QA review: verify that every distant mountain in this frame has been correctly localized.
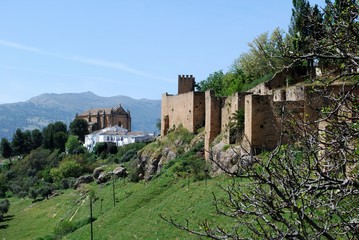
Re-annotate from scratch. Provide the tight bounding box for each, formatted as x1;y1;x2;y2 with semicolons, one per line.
0;91;161;140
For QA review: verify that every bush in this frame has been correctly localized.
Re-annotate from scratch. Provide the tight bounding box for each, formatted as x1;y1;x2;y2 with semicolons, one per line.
52;217;94;239
93;142;107;155
117;143;146;159
127;158;139;182
53;220;77;238
58;160;83;178
172;155;207;181
38;184;53;199
35;235;55;240
60;177;76;189
118;149;138;163
28;188;38;200
109;145;118;154
167;140;207;181
0;199;10;214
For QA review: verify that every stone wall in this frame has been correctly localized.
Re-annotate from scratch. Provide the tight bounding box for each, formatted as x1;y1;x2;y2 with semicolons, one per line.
243;94;280;153
246;83;271;95
161;91;205;136
161;74;358;160
204;90;222;159
220;93;247;144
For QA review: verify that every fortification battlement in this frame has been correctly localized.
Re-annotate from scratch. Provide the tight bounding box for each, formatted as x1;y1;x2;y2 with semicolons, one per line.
178;74;195;94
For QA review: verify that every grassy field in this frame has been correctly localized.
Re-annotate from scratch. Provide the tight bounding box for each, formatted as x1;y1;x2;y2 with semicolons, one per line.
0;173;230;240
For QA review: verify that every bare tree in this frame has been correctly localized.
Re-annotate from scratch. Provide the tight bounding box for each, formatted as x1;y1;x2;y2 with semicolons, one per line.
162;82;359;239
161;1;359;239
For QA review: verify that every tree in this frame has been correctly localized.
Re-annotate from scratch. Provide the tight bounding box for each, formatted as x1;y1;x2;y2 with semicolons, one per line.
53;132;68;152
283;0;358;78
53;121;67;133
1;138;12;159
69;118;89;143
43;121;68;150
197;70;226;97
23;130;33;154
162;1;359;239
163;85;359;239
11;129;33;155
11;128;25;156
289;0;312;53
65;135;84;154
31;129;43;150
236;28;290;82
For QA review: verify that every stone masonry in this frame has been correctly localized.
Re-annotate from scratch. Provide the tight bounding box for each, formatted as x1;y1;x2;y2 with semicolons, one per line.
161;73;358;159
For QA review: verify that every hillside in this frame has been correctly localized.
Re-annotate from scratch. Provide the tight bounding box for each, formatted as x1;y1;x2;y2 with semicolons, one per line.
0;92;161;140
1;174;229;240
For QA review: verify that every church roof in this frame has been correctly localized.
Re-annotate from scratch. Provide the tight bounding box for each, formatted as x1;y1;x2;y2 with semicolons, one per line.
78;105;129;117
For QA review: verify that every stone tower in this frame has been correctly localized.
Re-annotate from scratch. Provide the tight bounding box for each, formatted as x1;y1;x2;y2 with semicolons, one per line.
178;75;195;94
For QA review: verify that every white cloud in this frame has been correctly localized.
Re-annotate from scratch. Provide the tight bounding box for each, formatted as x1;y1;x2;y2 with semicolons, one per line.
0;40;46;54
0;39;173;83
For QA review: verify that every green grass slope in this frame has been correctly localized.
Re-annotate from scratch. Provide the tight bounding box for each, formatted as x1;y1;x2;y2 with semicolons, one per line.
1;173;229;240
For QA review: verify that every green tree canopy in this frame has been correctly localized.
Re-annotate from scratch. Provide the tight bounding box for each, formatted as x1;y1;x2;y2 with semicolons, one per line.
1;138;12;159
53;132;68;152
43;121;68;151
31;129;43;150
69;118;89;142
65;135;84;154
11;128;32;156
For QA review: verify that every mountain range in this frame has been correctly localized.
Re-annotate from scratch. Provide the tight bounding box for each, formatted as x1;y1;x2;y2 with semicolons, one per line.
0;91;161;140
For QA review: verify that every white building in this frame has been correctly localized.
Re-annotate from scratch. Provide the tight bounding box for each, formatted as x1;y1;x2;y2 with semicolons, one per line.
84;125;154;152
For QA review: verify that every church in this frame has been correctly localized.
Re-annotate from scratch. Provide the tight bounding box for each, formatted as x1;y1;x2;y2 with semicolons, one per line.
77;105;131;132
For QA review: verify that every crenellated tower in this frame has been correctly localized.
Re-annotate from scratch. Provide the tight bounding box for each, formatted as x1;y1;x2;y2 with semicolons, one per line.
178;75;195;94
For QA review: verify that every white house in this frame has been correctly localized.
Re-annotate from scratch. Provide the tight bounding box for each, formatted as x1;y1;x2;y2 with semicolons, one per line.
84;125;154;152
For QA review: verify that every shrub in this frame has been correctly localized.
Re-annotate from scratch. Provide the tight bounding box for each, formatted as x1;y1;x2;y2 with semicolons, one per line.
118;149;137;163
109;145;118;154
38;184;53;199
60;177;76;189
127;158;139;182
53;220;77;238
117;143;146;159
172;155;207;181
93;142;107;155
28;188;38;200
52;217;94;239
58;160;83;178
0;199;10;215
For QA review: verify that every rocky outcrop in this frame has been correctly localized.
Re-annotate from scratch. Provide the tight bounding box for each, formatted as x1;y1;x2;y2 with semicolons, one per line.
74;175;94;189
93;166;105;179
138;129;205;180
113;166;127;178
97;171;112;184
137;139;186;180
210;141;256;175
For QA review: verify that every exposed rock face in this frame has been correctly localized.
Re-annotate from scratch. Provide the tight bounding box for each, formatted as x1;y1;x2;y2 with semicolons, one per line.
137;130;205;180
113;166;127;178
138;146;177;180
74;175;94;189
93;166;105;179
97;171;112;184
210;141;256;175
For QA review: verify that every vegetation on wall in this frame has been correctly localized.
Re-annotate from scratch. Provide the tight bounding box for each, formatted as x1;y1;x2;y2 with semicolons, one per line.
0;0;357;239
162;0;359;239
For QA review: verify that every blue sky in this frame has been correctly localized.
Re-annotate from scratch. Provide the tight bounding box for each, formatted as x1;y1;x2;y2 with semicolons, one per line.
0;0;325;103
